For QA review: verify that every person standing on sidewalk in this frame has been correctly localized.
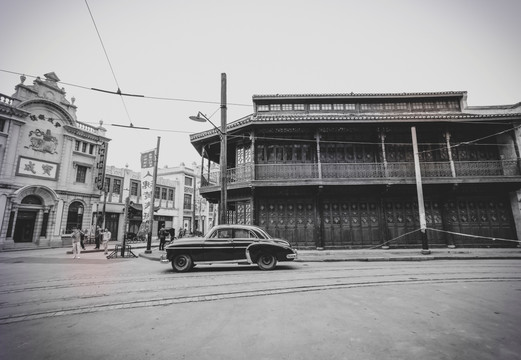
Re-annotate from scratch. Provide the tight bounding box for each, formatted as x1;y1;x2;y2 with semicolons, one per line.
80;229;86;250
102;228;112;255
71;227;81;259
158;226;167;251
94;226;101;249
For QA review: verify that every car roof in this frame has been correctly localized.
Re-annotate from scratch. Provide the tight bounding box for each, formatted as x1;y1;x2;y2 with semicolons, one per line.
210;224;263;231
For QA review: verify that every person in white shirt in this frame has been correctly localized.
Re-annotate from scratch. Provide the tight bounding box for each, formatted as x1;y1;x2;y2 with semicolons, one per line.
102;228;112;254
71;227;82;259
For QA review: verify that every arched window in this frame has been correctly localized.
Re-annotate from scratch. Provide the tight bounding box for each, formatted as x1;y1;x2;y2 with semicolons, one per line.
21;195;42;205
66;201;84;233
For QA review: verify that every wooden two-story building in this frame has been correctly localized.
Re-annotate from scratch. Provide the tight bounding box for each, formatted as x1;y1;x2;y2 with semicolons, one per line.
190;92;521;249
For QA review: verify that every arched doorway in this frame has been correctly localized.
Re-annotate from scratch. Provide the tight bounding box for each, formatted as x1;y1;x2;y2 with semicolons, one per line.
13;195;42;243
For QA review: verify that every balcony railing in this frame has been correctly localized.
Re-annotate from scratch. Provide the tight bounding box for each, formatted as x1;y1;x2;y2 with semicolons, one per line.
201;160;520;187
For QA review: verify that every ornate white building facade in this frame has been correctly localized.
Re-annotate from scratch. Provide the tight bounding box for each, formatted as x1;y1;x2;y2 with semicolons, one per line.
0;72;110;249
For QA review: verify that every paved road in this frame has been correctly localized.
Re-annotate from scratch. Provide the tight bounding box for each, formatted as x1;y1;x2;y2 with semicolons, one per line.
0;249;520;359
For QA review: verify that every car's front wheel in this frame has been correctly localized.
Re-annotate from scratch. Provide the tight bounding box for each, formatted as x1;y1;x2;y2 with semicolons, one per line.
172;254;193;272
257;253;277;270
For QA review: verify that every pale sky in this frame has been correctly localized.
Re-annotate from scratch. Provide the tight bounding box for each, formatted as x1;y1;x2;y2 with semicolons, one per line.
1;0;520;170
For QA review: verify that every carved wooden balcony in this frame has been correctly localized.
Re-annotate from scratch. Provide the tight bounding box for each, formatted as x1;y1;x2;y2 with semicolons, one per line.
200;160;520;190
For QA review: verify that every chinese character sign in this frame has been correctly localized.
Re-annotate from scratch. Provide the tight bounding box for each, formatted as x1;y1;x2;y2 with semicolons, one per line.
141;149;155;225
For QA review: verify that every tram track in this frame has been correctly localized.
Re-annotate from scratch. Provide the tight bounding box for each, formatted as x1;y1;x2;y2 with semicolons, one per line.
1;274;520;325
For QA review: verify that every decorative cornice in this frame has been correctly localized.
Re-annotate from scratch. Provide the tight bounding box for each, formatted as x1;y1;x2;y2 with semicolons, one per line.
252;91;468;100
63;124;110;143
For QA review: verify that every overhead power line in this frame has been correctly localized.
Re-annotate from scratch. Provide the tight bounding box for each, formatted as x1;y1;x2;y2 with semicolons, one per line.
0;69;251;107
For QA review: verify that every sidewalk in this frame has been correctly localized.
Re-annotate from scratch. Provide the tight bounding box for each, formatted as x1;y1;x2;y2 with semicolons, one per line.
27;241;521;262
134;243;521;262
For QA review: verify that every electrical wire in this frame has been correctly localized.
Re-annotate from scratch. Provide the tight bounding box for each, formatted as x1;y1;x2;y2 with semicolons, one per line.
0;68;251;107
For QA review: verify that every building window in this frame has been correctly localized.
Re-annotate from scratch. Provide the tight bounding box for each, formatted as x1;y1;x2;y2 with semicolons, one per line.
412;102;423;110
293;104;305;110
82;142;88;152
310;104;320;111
270;104;281;111
321;104;332;110
75;140;81;151
185;176;193;187
65;201;84;233
424;102;435;110
168;189;174;201
184;194;192;210
333;104;343;110
76;165;87;183
282;104;292;111
161;188;167;200
257;105;269;112
130;181;139;196
89;144;95;154
155;186;160;198
448;101;459;110
113;179;121;194
396;103;408;110
0;119;5;132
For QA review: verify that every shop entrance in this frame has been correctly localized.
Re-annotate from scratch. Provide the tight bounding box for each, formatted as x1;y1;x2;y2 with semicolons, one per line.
13;210;36;243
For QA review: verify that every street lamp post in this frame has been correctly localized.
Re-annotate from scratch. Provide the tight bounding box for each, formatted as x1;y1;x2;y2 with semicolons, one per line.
189;73;227;225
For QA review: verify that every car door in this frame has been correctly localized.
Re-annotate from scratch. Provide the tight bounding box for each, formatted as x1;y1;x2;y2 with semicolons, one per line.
231;229;256;260
203;228;235;262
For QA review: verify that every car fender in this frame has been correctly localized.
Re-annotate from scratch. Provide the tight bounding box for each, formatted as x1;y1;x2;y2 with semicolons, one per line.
246;243;289;263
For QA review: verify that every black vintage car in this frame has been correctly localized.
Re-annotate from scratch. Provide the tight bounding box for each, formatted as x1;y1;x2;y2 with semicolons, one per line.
162;224;297;272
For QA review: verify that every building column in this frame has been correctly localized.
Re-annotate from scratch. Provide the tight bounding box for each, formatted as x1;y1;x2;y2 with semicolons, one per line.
0;194;7;243
443;131;457;178
53;199;64;236
509;192;521;245
250;131;256;181
509;127;521;174
315;131;322;180
33;209;44;245
315;186;324;249
379;129;389;178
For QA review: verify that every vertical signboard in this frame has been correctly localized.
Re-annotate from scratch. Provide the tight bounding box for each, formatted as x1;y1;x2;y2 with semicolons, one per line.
140;149;155;232
96;142;108;190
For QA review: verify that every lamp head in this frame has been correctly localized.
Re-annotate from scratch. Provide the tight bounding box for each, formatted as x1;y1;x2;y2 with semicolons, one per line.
189;112;207;122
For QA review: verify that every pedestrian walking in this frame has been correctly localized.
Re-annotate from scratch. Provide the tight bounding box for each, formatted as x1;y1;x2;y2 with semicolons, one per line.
158;226;167;250
102;228;112;254
71;227;81;259
94;226;101;249
80;229;86;250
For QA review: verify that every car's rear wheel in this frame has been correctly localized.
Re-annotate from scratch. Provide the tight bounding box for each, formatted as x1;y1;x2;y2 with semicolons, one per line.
172;254;193;272
257;253;277;270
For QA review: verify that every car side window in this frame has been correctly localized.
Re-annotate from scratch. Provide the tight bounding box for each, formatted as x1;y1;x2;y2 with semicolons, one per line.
218;229;232;239
233;229;249;238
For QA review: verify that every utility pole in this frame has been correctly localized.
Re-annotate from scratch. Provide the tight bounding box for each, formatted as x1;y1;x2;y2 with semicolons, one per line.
121;195;130;257
145;136;161;253
411;126;430;255
220;73;227;224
